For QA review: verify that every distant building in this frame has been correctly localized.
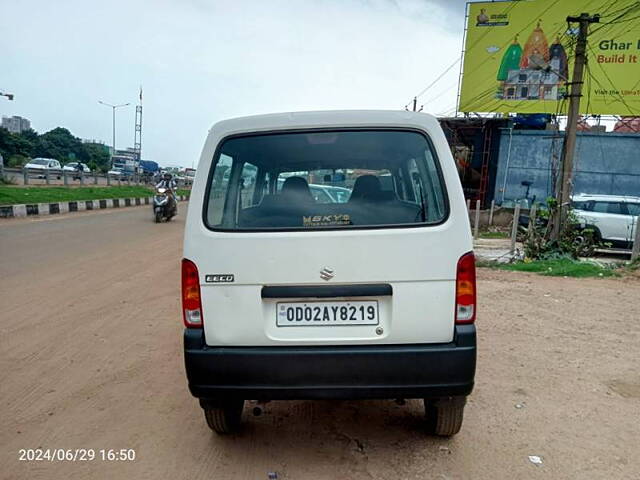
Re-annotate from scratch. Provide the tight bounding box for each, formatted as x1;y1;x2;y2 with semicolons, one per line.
82;138;107;145
1;115;31;134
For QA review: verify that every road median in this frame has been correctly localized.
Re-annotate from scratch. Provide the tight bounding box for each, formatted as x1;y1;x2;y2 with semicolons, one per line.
0;186;190;218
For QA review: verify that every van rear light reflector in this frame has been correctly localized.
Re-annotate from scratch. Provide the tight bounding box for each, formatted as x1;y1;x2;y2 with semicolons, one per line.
455;252;476;324
182;259;203;328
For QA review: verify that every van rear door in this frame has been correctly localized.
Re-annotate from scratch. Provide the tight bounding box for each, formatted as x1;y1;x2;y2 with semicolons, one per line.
185;120;472;347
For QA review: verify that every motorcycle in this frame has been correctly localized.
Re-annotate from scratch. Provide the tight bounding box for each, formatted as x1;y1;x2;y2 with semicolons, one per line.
153;187;177;223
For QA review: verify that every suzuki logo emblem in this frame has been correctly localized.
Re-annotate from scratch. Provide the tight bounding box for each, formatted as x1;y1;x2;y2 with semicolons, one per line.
320;267;335;281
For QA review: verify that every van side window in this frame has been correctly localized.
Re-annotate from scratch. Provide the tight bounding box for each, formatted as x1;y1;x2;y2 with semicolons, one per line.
207;153;234;226
627;203;640;216
593;202;624;215
423;149;446;222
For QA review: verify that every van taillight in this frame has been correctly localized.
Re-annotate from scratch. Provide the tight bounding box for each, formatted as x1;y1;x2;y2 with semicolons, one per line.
182;259;203;328
455;252;476;324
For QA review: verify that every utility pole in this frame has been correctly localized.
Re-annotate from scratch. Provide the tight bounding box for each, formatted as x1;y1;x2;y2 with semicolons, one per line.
134;87;143;162
551;13;600;242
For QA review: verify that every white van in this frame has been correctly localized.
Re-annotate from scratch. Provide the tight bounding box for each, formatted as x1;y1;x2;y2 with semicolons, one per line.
183;111;476;436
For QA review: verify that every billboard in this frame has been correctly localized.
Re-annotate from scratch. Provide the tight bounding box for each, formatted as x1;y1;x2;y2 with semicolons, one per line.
458;0;640;115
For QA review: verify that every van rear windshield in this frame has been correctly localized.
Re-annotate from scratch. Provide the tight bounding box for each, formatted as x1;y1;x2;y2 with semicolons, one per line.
204;130;448;230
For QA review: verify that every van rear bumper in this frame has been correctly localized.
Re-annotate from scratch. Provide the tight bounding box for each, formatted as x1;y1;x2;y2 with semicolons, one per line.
184;325;476;401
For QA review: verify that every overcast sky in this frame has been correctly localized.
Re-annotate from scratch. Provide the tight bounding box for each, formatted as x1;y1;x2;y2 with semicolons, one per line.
1;0;468;167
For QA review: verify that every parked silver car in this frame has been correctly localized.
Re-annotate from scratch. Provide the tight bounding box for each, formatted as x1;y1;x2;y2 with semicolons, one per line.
24;158;62;179
572;194;640;249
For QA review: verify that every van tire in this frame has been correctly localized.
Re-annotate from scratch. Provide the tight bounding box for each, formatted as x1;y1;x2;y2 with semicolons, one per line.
424;396;466;436
204;400;244;434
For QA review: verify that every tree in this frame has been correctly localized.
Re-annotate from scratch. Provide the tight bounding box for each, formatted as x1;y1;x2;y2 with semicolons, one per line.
0;125;112;172
0;127;35;159
34;127;83;162
7;154;29;168
81;142;111;172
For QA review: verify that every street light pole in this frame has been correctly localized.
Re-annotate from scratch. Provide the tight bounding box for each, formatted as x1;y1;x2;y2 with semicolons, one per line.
98;101;130;160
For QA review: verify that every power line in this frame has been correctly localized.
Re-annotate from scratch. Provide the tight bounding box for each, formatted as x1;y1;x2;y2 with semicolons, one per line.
590;1;640;34
599;0;640;18
599;13;640;25
404;57;461;110
585;43;638;116
415;58;461;99
406;0;522;110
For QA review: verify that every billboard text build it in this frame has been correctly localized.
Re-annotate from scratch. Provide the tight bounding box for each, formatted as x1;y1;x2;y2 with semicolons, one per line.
459;0;640;115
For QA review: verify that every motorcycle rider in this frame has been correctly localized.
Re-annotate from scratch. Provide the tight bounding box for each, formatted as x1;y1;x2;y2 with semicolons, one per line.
156;172;178;214
74;162;84;180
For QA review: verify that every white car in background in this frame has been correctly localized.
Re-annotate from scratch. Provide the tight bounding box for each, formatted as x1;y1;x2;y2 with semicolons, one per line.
63;162;91;173
309;184;351;203
24;158;62;178
24;158;61;171
108;168;127;180
572;194;640;249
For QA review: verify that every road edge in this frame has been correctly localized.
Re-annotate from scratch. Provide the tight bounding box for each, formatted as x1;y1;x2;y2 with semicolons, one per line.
0;195;190;219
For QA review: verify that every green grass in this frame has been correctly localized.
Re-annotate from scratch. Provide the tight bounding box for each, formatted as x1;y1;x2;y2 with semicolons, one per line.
479;231;510;239
0;186;154;205
176;188;191;197
480;258;618;278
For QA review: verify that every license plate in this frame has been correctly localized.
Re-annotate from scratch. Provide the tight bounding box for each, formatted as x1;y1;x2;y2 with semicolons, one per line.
276;301;379;327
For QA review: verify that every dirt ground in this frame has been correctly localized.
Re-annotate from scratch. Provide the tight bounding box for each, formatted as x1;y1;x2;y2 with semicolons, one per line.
1;207;639;479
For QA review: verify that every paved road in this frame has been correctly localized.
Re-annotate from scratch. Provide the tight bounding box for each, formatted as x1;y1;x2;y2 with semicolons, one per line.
1;207;639;479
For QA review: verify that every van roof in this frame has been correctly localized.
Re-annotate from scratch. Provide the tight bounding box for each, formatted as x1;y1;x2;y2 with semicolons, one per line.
209;110;440;137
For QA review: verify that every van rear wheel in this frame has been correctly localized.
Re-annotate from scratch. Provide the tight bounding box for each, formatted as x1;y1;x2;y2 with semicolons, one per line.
424;396;466;436
203;400;244;434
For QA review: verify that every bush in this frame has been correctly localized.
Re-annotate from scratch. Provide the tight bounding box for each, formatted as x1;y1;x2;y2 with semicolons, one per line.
7;154;29;168
0;175;17;185
522;197;601;260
